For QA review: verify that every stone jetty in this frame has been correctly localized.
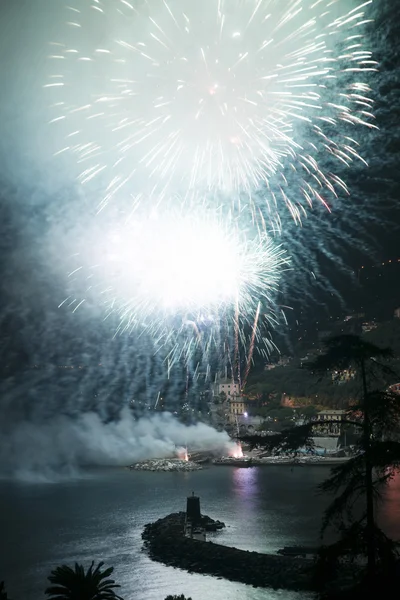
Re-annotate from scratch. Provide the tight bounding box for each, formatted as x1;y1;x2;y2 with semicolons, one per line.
142;512;314;591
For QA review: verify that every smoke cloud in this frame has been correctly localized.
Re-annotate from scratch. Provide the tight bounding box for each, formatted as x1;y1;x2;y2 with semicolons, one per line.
0;409;233;482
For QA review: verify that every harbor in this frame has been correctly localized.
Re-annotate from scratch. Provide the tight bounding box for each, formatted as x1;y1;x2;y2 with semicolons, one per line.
128;443;352;471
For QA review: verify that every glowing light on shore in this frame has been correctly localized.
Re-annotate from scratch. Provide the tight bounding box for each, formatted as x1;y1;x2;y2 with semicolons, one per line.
177;447;189;461
229;442;244;459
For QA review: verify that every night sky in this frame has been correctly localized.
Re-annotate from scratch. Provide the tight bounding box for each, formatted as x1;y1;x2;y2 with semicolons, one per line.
0;0;399;439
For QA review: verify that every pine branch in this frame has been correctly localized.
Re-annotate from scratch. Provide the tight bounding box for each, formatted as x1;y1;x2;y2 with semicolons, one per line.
240;422;315;454
319;455;365;495
321;481;364;533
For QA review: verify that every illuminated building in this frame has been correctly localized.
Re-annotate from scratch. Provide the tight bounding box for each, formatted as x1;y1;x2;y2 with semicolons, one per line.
314;410;346;436
214;378;240;398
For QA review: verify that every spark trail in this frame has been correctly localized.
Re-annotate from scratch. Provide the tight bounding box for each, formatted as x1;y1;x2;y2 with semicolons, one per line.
243;300;261;388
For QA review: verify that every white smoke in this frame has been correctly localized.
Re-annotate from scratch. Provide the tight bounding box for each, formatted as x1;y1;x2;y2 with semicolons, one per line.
0;408;234;482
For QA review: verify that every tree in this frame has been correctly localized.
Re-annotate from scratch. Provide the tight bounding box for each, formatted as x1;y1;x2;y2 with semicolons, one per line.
45;562;123;600
307;335;398;584
300;405;318;419
164;596;192;600
313;389;400;594
218;391;227;403
242;335;400;593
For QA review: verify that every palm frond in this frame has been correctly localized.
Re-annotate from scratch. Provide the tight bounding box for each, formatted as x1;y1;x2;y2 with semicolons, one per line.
45;562;123;600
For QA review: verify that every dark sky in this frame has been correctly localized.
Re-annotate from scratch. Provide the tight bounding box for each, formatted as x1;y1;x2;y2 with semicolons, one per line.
0;0;399;425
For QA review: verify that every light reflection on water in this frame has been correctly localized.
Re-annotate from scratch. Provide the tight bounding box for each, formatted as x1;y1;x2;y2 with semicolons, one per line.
232;465;260;497
2;465;400;600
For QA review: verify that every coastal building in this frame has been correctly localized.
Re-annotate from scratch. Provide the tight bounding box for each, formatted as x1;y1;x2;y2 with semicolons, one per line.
214;378;241;398
229;398;247;414
227;397;250;425
314;409;346;436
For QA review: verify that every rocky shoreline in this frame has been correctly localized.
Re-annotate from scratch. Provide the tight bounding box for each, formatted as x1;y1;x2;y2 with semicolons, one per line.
142;512;315;591
130;459;202;472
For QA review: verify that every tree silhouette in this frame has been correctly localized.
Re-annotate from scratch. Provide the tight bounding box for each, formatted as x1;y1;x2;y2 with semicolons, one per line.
45;562;123;600
306;335;398;583
242;335;400;592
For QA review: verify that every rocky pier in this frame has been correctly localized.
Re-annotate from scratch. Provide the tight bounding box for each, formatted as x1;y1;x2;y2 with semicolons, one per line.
142;512;315;591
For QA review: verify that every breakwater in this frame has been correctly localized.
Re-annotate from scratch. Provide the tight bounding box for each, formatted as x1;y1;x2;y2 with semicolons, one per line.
142;512;315;591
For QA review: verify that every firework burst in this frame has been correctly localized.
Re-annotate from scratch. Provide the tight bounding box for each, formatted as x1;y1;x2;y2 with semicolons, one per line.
62;207;289;370
47;0;376;220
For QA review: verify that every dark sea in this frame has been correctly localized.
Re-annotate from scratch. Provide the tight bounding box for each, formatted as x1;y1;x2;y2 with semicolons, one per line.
1;466;400;600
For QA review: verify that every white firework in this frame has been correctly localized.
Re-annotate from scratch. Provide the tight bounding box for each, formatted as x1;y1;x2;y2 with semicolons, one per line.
47;0;377;220
62;207;289;368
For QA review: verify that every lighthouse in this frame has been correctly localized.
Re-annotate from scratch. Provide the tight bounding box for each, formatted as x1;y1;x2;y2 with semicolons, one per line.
184;492;206;541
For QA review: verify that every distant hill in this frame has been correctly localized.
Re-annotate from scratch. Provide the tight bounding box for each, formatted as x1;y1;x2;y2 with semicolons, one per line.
246;320;400;409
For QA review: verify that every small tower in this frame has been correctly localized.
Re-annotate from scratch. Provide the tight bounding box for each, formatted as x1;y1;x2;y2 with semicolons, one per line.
185;492;206;541
186;492;201;523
